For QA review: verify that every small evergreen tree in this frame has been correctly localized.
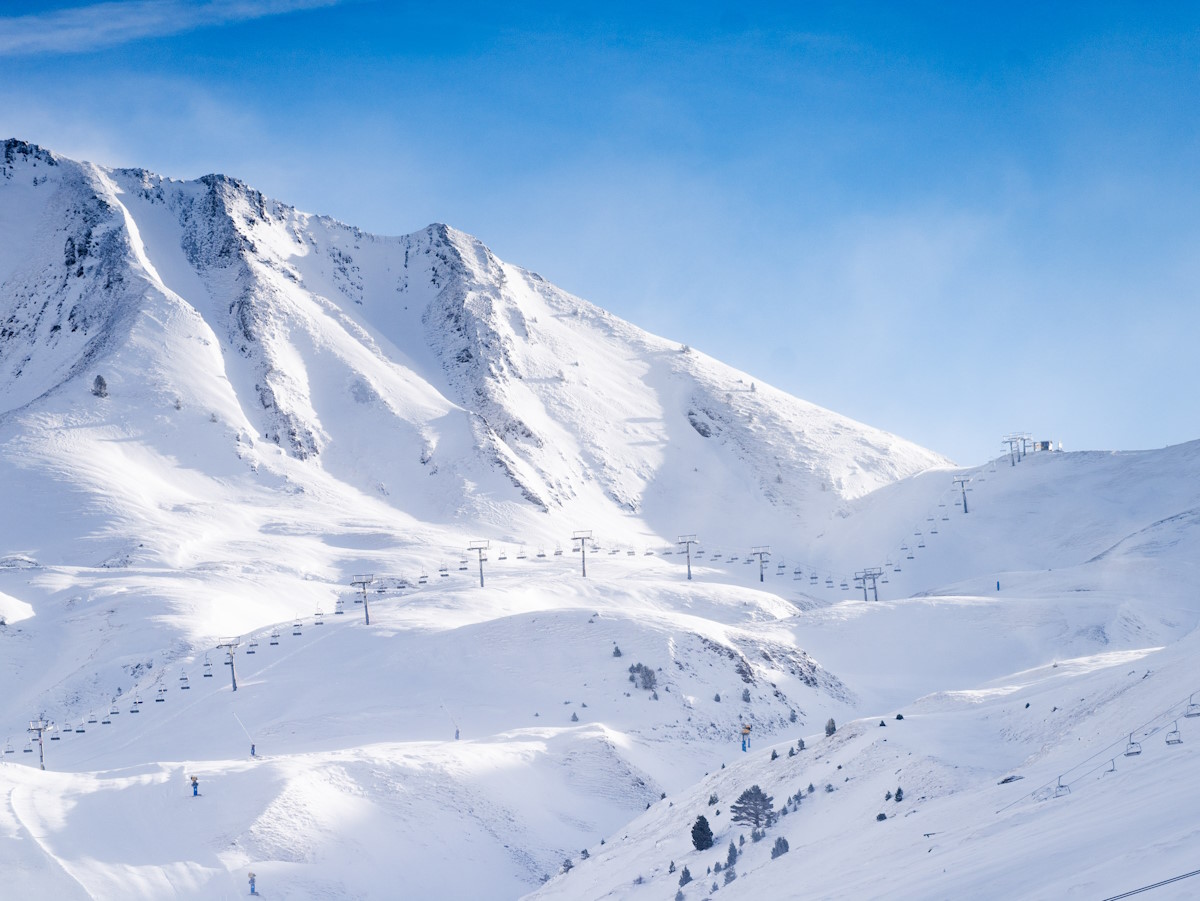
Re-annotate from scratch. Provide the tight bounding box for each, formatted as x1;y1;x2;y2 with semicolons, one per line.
771;836;790;859
691;815;714;851
92;375;108;397
876;812;887;821
714;692;721;702
787;746;795;758
675;892;684;901
726;840;738;868
724;867;737;884
895;786;904;802
825;718;837;736
612;645;622;657
797;738;806;751
708;792;718;806
678;865;692;886
771;749;778;760
741;688;751;703
668;860;675;873
570;711;578;722
730;785;775;828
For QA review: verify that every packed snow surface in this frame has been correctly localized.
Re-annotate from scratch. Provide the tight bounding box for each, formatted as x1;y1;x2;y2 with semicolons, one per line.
1;140;1198;900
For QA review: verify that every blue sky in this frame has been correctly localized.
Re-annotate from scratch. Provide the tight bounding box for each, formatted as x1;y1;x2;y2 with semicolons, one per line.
2;1;1198;465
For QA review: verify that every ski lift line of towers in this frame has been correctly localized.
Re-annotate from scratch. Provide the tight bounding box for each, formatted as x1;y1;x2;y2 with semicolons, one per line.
999;690;1200;812
10;442;1019;761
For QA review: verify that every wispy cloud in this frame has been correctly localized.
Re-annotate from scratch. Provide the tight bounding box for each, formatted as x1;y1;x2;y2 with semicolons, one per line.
0;0;344;56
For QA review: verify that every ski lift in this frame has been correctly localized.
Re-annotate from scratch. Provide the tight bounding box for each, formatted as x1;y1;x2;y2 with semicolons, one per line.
881;574;889;584
810;573;818;584
918;538;925;549
75;721;86;733
663;549;674;556
1104;758;1116;775
825;577;834;589
128;700;139;714
930;525;938;534
155;687;166;703
335;598;346;614
572;544;580;553
900;543;909;552
459;557;470;570
292;622;302;636
743;557;753;565
49;728;61;741
1123;732;1142;757
627;549;635;556
728;556;739;564
906;551;914;560
1186;694;1200;718
3;739;14;754
61;721;73;735
694;549;705;557
1054;777;1070;798
23;741;33;754
109;702;120;716
644;549;654;556
711;553;722;561
87;712;98;724
793;566;802;579
536;547;546;558
554;545;564;556
1166;721;1183;745
839;580;849;591
102;711;111;724
941;513;950;521
498;549;508;561
203;655;214;677
777;562;787;573
246;640;257;655
439;565;449;577
893;563;901;572
517;546;528;560
314;609;325;626
270;629;280;646
609;548;620;555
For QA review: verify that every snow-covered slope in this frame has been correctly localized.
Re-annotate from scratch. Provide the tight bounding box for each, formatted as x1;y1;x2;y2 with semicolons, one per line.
1;139;1197;900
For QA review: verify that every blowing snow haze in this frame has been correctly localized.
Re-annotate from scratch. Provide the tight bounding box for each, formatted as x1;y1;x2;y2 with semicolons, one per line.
1;139;1199;900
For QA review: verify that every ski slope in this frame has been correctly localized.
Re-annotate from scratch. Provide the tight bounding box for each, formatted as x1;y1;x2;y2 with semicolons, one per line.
1;139;1198;899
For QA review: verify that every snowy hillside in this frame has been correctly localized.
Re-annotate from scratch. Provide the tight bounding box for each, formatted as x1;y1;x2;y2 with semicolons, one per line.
1;139;1197;900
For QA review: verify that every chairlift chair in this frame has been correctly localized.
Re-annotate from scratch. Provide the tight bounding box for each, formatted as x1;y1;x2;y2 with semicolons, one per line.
129;700;140;714
49;728;61;741
155;688;166;703
663;549;674;556
439;565;449;577
609;548;620;555
75;722;86;733
109;703;120;716
418;572;429;585
777;562;787;573
246;640;257;655
1054;777;1070;798
203;656;214;677
536;548;546;558
270;629;280;646
87;712;98;724
825;577;834;589
1166;721;1183;745
810;573;818;584
839;580;849;591
627;549;635;556
893;563;902;572
881;574;890;584
941;513;950;521
3;739;14;754
1123;732;1142;757
918;539;925;548
23;740;33;753
644;549;654;556
1104;758;1116;774
314;610;325;626
1185;694;1200;718
292;622;302;636
906;551;915;560
498;550;508;561
930;525;939;534
102;711;111;724
517;547;528;560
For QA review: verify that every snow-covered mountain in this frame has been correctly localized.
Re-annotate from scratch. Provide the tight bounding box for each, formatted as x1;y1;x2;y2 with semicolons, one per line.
1;139;1198;900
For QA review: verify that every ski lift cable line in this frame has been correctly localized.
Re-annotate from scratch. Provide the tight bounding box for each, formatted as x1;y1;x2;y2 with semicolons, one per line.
996;686;1200;813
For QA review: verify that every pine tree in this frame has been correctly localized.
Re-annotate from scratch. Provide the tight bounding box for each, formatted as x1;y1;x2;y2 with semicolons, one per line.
730;785;775;828
726;839;738;867
691;815;714;851
92;375;108;397
895;786;904;802
678;865;692;886
771;836;790;859
825;718;837;736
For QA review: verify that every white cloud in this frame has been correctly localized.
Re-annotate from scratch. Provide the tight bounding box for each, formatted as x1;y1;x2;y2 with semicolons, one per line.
0;0;344;56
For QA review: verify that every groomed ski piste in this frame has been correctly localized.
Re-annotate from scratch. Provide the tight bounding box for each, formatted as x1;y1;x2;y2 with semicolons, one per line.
2;141;1199;899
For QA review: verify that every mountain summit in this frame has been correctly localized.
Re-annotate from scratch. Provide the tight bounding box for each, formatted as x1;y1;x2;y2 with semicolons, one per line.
0;138;946;561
